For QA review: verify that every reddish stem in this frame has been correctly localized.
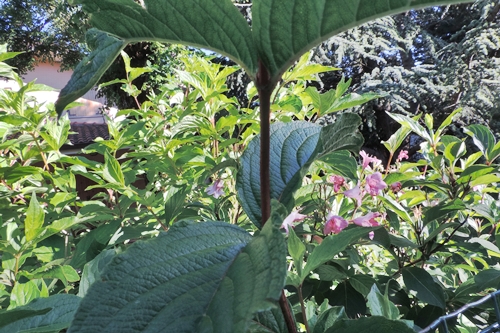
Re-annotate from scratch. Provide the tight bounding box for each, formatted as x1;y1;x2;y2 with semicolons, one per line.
257;61;297;333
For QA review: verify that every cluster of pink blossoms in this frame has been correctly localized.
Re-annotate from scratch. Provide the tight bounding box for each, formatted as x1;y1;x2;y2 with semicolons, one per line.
279;149;409;236
324;212;383;236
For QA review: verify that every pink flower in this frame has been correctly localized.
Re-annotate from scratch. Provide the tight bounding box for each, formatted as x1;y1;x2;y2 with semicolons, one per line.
344;185;363;207
368;231;375;240
360;150;382;170
397;150;409;162
281;210;307;235
324;215;349;235
329;175;345;193
365;172;387;196
205;179;225;198
352;212;381;227
390;181;402;193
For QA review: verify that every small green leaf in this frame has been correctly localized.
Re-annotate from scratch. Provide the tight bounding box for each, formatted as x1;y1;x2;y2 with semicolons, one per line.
40;117;71;150
302;227;377;281
0;294;81;333
10;281;42;308
456;165;495;184
469;238;500;255
422;199;465;226
350;275;379;298
29;216;86;247
287;228;305;277
102;151;125;186
312;307;348;333
474;269;500;290
436;108;462;136
70;219;121;269
325;316;415;333
470;174;500;187
402;267;446;309
325;92;384;115
78;249;116;297
164;186;190;225
378;196;412;223
382;124;412;155
387;113;431;143
22;265;80;287
249;307;288;333
319;151;359;181
464;124;495;162
367;285;400;320
282;52;339;83
25;194;44;242
67;222;286;333
424;113;434;132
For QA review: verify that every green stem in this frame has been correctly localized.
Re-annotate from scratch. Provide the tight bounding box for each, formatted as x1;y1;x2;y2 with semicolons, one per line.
29;132;49;170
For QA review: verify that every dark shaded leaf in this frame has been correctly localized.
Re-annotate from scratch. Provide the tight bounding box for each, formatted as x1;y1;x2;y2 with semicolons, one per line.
68;221;286;333
402;267;446;309
0;294;81;333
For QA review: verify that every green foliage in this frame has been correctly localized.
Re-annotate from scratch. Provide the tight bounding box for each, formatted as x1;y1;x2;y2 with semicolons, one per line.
55;0;470;113
324;316;415;333
0;1;89;74
3;1;495;333
312;0;500;149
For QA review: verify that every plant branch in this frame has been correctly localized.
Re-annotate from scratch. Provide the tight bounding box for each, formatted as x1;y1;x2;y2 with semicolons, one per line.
402;216;468;270
256;61;272;226
257;61;297;333
279;291;298;333
298;284;311;333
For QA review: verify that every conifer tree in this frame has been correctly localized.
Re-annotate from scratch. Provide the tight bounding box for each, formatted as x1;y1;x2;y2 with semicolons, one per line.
312;0;500;154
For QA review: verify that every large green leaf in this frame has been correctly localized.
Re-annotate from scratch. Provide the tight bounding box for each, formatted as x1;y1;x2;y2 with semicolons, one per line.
237;121;319;227
56;0;257;113
0;294;81;333
237;114;362;227
252;0;470;83
402;267;446;309
55;29;125;114
68;221;286;333
324;316;415;333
